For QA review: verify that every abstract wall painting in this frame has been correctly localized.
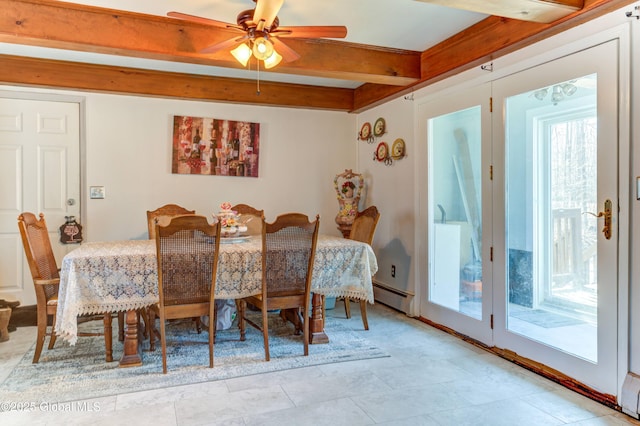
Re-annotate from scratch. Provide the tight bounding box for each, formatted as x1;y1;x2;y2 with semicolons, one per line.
172;115;260;177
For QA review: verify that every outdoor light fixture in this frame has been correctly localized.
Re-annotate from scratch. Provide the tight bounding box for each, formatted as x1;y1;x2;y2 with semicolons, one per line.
532;82;578;105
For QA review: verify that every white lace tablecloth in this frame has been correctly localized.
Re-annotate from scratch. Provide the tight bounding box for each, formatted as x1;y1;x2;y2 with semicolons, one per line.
311;235;377;303
56;235;377;344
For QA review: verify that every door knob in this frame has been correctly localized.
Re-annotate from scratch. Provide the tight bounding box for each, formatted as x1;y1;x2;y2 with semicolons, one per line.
67;198;75;206
583;199;612;240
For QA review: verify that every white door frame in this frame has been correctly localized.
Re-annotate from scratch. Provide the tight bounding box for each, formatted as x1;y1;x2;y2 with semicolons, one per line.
412;17;630;400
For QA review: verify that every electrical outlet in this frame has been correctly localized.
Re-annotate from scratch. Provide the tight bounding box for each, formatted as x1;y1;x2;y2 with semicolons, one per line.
391;265;396;278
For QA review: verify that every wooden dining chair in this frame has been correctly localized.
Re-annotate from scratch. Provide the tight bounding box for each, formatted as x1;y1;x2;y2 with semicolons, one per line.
145;203;199;335
148;214;221;373
332;205;380;330
237;213;320;361
17;212;115;363
146;203;196;240
231;203;264;235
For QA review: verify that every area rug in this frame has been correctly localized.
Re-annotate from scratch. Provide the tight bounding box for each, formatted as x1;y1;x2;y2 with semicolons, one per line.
0;314;387;403
510;309;585;328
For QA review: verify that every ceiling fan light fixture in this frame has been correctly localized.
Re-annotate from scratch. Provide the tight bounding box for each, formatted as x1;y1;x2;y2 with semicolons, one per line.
264;50;282;69
231;43;252;67
252;36;274;60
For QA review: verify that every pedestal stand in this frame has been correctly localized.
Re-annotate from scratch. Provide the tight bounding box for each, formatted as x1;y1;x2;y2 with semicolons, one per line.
0;308;11;342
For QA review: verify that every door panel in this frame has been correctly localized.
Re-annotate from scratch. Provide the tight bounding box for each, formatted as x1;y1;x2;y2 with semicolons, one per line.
493;41;618;395
0;98;80;305
417;83;493;345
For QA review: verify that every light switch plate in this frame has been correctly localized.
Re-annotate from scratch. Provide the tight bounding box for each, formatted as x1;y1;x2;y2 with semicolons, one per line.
90;186;105;199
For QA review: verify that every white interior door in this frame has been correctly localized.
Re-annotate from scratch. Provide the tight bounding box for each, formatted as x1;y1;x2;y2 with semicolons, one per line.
0;97;81;306
492;40;620;395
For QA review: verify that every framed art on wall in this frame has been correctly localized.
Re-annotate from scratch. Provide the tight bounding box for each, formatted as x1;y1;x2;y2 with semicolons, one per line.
171;115;261;177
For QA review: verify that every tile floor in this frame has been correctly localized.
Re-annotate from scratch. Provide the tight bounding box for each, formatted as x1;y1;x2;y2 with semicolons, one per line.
1;302;639;425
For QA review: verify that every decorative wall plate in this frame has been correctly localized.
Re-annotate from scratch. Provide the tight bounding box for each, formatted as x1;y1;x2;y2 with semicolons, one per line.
373;117;386;137
375;142;389;162
391;138;406;160
359;122;372;141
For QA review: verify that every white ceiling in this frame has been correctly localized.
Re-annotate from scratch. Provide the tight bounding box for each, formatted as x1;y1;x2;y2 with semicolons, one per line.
0;0;488;89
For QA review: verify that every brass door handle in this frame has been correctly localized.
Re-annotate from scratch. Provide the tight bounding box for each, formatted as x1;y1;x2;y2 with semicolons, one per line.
583;199;612;240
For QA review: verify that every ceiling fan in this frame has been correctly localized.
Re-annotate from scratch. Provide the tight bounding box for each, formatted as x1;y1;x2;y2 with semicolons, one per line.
168;0;348;69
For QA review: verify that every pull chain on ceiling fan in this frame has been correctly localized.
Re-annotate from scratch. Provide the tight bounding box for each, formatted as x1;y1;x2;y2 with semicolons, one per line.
168;0;347;70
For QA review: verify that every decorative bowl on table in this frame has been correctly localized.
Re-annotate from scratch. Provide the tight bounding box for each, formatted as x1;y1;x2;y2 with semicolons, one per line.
216;202;248;237
221;225;238;237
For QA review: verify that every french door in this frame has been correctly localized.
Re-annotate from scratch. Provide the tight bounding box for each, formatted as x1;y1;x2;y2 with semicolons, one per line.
417;83;493;345
492;40;619;395
419;39;621;395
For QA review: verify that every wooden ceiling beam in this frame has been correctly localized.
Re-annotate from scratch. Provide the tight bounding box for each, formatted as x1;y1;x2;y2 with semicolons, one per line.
0;0;420;87
0;0;634;112
353;0;636;112
0;54;355;111
415;0;584;24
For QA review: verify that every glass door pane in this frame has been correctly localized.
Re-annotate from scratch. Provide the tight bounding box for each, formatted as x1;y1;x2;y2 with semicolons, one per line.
428;106;482;320
418;82;492;346
505;75;598;362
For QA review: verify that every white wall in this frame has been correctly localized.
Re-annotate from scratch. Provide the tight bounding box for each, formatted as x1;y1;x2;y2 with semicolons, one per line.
355;97;416;312
0;86;356;241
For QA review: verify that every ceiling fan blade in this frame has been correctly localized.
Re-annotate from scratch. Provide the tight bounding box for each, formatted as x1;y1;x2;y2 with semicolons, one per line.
271;37;301;62
167;11;235;29
200;35;249;54
253;0;284;29
273;26;348;39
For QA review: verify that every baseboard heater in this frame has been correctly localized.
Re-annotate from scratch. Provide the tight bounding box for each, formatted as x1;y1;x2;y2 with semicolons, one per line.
372;281;413;314
622;373;640;418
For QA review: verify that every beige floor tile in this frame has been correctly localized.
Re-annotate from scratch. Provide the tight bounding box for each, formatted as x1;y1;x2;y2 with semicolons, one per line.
224;365;324;393
525;389;623;423
376;416;442;426
243;397;373;426
443;367;558;405
369;359;473;389
1;303;636;425
115;379;230;410
174;385;293;425
351;382;474;422
281;370;392;406
428;398;565;425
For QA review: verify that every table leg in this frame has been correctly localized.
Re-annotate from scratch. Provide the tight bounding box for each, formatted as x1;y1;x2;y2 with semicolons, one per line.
117;312;125;342
309;293;329;344
119;310;142;367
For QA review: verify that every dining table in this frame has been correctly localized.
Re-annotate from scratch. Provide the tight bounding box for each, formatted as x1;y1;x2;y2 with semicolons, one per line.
55;234;378;367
